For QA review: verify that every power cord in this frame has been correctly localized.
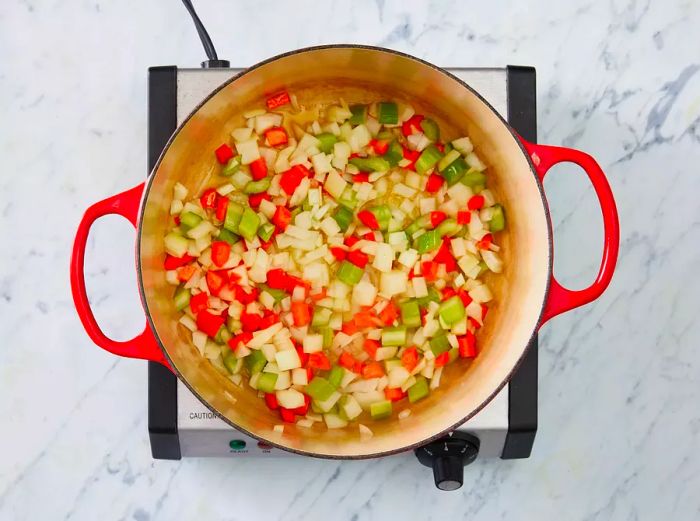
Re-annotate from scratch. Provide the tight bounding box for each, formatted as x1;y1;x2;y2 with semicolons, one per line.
180;0;230;68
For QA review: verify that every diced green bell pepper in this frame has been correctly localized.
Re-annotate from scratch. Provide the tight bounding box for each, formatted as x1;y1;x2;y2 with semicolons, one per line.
221;155;242;176
415;230;441;253
257;372;278;393
381;326;407;346
400;300;421;328
332;205;353;232
306;376;336;401
420;118;440;141
415;145;444;175
243;176;271;194
408;376;430;403
438;295;466;325
370;399;393;420
316;132;337;153
337;260;363;286
179;212;202;232
349;104;367;125
173;286;191;311
377;102;399;125
245;350;267;374
489;204;506;232
430;334;451;356
238;208;260;241
349;156;390;173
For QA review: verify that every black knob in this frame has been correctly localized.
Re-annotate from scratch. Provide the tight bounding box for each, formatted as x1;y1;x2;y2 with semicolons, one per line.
415;432;480;491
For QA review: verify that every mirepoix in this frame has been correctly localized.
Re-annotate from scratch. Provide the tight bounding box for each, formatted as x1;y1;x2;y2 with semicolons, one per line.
163;90;506;434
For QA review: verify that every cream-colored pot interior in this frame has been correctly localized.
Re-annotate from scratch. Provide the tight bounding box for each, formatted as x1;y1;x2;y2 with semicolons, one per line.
138;46;550;458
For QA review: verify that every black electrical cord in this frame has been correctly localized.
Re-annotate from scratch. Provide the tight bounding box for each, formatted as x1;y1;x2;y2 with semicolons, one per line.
180;0;229;68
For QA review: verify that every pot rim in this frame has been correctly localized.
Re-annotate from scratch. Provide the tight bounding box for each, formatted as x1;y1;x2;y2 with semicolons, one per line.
136;44;553;459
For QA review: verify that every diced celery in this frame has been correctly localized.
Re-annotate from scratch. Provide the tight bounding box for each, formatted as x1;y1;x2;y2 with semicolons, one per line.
448;347;459;364
436;218;461;237
415;230;440;253
416;287;441;308
238;208;260;241
257;372;278;393
222;155;242;176
319;327;334;348
408;376;430;403
332;206;353;232
259;284;286;301
404;215;430;236
441;157;468;185
222;350;239;374
258;222;275;242
430;334;450;356
381;326;407;346
349;156;390;173
173;286;191;311
217;228;239;245
312;307;332;327
316;132;337;153
383;140;403;166
415;145;444;175
438;295;465;325
338;186;358;209
349;104;367;125
328;365;344;388
336;261;363;285
377;102;399;125
179;212;203;232
460;169;487;188
438;150;461;171
230;170;252;190
490;204;506;232
224;203;244;233
243;177;271;194
215;325;231;344
400;300;421;328
245;350;267;374
420;118;440;141
164;233;189;257
370;399;393;420
368;205;392;230
306;377;336;401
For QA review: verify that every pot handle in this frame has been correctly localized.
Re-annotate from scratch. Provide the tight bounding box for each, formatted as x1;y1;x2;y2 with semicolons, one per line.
519;139;619;325
70;183;171;369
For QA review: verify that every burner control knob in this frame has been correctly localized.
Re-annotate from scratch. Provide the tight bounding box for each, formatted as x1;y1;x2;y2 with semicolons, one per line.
415;432;480;491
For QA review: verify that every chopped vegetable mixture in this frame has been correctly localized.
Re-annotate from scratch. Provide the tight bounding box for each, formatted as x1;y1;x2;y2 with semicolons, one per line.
164;91;506;434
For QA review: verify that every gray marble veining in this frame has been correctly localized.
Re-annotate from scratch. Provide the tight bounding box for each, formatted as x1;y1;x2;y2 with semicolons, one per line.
0;0;699;520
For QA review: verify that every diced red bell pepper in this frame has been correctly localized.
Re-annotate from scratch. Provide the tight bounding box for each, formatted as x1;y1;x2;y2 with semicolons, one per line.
211;241;231;268
249;191;271;209
308;352;331;371
401;114;424;136
467;195;485;211
196;310;225;337
279;165;308;195
369;139;389;155
402;146;420;171
364;338;380;359
310;288;327;301
476;233;493;250
362;362;384;379
435;351;450;367
291;301;311;327
279;408;296;423
435;143;445;153
458;289;472;308
240;311;262;332
468;317;482;330
177;264;197;282
401;346;419;372
347;249;369;268
330;247;347;261
264;126;288;147
339;352;356;370
215;143;234;164
357;210;379;230
200;188;217;209
271;205;291;231
421;261;438;282
233;285;258;304
342;321;358;335
249;157;268;181
344;236;360;247
215;195;229;221
353;360;365;375
481;303;489;319
457;211;471;225
425;173;444;193
206;270;226;296
353;172;370;183
441;287;457;301
458;331;477;358
384;387;406;402
363;232;376;241
265;393;279;410
266;268;302;293
433;240;458;272
164;253;194;270
378;300;398;326
295;344;309;367
228;332;253;351
292;394;311;416
189;292;208;314
430;211;447;228
266;91;290;110
174;215;181;226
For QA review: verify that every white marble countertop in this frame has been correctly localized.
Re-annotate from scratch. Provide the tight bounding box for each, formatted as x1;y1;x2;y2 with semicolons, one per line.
1;0;699;519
